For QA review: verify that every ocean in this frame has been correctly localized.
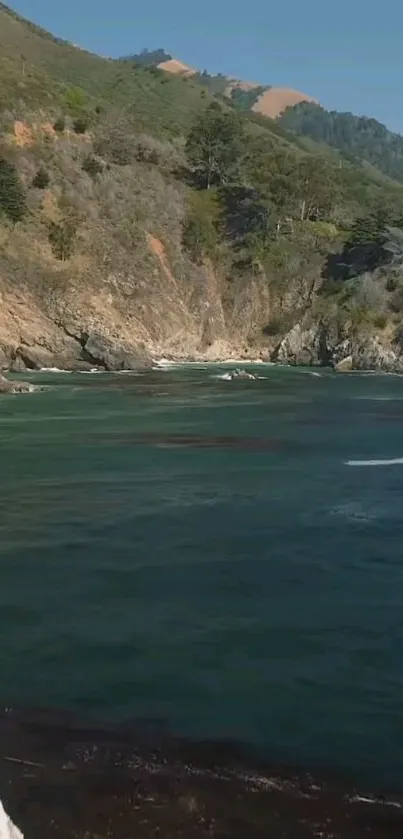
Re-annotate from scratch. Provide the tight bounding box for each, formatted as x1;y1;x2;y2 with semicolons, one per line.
1;363;403;789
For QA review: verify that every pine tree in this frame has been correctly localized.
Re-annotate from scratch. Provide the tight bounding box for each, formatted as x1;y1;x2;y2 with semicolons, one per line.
0;157;27;223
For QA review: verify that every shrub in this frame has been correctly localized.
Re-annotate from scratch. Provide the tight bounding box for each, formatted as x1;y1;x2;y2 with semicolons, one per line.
64;86;87;117
386;275;398;292
182;190;220;263
94;126;133;165
32;166;50;189
48;217;77;260
372;312;387;329
73;117;89;135
53;116;66;133
82;154;103;178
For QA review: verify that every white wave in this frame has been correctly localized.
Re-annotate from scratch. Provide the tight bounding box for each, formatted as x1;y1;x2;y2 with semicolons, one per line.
351;396;403;401
0;801;23;839
211;372;267;381
40;367;72;373
348;794;402;808
78;368;103;374
347;458;403;467
152;358;271;369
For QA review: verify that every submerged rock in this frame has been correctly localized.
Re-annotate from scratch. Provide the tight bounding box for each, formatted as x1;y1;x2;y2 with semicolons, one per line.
0;375;37;394
228;368;258;380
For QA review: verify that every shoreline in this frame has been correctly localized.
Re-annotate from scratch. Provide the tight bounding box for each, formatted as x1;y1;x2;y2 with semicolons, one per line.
0;707;402;839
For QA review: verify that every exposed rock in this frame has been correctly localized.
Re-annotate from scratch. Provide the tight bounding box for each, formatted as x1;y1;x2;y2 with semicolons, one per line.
0;375;36;394
353;336;403;373
82;331;150;371
334;355;353;373
274;322;324;366
274;318;403;374
331;338;353;364
228;369;257;380
14;345;79;371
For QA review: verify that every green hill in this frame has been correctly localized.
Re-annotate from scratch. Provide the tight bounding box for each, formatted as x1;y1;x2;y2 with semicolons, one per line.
1;2;403;374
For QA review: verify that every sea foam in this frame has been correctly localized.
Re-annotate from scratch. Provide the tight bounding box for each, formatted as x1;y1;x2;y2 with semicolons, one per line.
346;457;403;467
0;801;23;839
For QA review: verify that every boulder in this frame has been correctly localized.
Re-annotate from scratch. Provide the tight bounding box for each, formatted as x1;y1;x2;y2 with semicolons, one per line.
334;355;353;373
229;369;257;380
82;331;150;371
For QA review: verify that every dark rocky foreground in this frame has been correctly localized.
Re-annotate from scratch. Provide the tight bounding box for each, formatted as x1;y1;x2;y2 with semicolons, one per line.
0;709;402;838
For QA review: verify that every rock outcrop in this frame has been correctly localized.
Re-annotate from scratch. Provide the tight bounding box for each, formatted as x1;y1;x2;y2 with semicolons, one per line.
275;318;403;373
0;375;37;394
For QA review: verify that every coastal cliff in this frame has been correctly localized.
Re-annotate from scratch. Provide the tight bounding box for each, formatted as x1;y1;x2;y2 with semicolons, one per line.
1;4;403;373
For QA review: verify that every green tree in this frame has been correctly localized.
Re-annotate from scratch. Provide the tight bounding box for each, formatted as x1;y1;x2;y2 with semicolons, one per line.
0;157;27;223
48;217;77;260
295;157;341;222
32;166;50;189
185;103;244;190
347;205;392;247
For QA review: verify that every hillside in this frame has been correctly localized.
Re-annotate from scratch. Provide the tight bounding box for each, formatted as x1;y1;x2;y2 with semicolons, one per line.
279;102;403;184
2;3;403;373
149;51;403;183
158;59;316;120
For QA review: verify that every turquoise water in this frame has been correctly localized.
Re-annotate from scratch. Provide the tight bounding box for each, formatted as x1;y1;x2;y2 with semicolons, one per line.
1;365;403;786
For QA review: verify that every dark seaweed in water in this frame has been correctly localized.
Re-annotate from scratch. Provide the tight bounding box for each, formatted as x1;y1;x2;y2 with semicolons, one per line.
107;433;286;450
1;708;402;839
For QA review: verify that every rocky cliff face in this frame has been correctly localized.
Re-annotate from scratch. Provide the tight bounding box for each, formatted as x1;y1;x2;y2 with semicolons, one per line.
0;253;271;372
275;318;403;373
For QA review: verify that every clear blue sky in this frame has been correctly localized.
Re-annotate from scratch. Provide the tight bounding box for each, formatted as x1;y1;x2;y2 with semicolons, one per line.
10;0;403;133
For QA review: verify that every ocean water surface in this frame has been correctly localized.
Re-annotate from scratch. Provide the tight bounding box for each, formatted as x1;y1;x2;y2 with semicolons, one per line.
1;364;403;787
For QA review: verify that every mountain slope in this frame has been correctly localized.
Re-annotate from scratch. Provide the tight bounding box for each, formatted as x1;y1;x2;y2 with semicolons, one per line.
0;3;211;135
2;3;403;373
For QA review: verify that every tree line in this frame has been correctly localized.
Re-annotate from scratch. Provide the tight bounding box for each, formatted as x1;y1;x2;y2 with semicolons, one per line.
278;102;403;184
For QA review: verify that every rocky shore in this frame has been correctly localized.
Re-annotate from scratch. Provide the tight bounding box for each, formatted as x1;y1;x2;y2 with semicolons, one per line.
0;708;402;839
275;319;403;373
2;316;402;374
0;375;37;394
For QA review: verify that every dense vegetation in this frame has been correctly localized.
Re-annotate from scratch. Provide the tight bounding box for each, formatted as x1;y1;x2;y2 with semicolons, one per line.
279;102;403;184
120;48;172;66
230;86;267;111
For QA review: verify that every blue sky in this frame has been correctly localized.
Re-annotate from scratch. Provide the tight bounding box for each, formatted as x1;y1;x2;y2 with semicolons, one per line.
10;0;403;133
